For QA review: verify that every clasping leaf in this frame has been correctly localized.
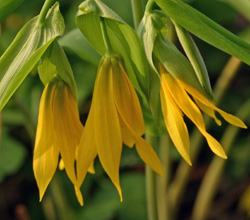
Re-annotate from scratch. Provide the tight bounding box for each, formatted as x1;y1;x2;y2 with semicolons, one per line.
0;2;64;110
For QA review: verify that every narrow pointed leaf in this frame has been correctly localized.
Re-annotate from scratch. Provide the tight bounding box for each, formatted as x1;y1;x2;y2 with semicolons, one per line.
174;22;214;99
155;0;250;66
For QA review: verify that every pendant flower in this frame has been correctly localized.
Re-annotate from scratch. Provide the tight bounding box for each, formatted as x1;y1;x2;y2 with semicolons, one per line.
159;65;247;165
76;56;163;205
33;80;83;201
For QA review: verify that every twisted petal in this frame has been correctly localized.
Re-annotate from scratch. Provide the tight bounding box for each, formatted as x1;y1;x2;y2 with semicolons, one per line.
165;74;227;158
194;98;222;126
93;59;123;200
160;76;191;165
53;83;83;185
179;80;247;129
33;83;59;201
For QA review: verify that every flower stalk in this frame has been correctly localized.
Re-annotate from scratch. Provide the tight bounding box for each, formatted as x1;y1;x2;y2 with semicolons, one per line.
131;0;144;29
145;133;158;220
192;98;250;220
168;56;243;217
37;0;54;26
100;18;114;57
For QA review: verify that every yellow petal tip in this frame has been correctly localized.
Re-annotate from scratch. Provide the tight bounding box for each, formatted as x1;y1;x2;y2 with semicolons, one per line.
74;186;84;206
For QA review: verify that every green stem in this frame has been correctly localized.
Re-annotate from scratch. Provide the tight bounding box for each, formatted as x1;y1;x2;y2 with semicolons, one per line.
131;0;144;29
168;56;242;218
145;0;155;13
100;18;114;57
37;0;54;27
157;134;171;220
191;99;250;220
49;174;74;220
145;133;158;220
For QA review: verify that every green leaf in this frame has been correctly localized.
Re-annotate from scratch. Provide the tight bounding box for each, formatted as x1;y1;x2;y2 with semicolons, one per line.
76;0;149;101
155;0;250;66
59;28;101;66
0;132;27;182
0;0;25;23
38;40;78;98
154;35;210;98
0;2;64;111
174;22;214;99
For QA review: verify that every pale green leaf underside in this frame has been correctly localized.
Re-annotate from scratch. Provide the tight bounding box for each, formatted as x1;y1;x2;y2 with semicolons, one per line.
0;3;64;110
155;0;250;66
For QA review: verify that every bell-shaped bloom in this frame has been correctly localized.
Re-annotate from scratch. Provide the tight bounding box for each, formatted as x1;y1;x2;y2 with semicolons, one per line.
33;80;83;201
76;56;163;204
159;65;247;165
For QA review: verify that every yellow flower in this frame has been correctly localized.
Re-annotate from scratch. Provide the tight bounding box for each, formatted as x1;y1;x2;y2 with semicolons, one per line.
76;56;163;205
159;65;247;165
33;80;83;201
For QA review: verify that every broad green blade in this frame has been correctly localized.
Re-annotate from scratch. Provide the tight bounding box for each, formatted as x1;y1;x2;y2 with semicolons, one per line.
155;0;250;66
0;3;64;110
0;0;25;23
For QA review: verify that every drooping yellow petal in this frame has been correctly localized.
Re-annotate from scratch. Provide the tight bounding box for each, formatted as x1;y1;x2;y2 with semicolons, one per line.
160;77;191;165
118;116;135;148
74;186;84;207
76;107;97;189
58;159;64;170
93;58;123;201
164;74;206;130
112;57;145;139
197;126;227;159
180;80;247;129
33;83;59;201
52;82;83;185
194;98;222;126
135;136;164;176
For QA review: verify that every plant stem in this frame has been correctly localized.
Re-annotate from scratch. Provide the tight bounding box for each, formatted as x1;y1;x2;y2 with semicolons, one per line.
131;0;144;29
168;56;242;218
37;0;54;26
100;18;114;57
157;134;171;220
49;174;74;220
191;99;250;220
145;0;155;13
145;133;158;220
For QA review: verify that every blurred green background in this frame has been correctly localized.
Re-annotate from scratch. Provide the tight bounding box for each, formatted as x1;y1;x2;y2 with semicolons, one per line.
0;0;250;219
